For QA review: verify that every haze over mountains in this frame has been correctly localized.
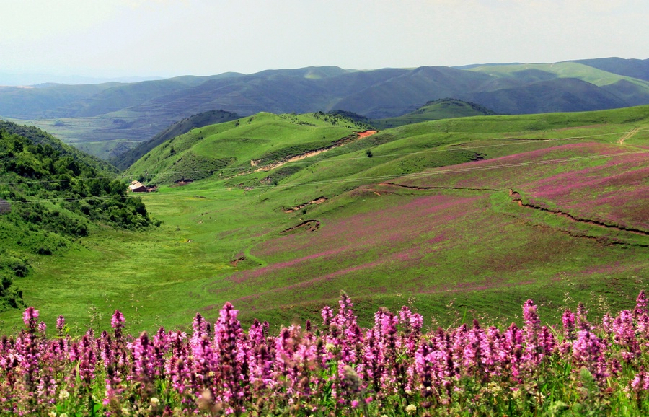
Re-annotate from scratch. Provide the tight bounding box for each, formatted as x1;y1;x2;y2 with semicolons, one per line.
1;57;649;160
0;72;164;87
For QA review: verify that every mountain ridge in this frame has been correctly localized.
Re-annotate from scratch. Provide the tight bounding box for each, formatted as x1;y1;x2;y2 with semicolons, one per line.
3;57;649;159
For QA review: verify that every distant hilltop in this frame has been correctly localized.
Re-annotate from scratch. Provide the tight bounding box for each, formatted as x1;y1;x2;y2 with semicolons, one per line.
2;57;649;160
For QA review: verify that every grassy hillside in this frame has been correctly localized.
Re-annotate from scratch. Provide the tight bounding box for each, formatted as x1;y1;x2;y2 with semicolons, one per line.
0;119;117;174
329;66;493;118
373;98;496;129
469;61;647;87
1;105;646;334
125;112;370;184
467;62;649;114
113;109;240;170
576;57;649;81
462;78;629;114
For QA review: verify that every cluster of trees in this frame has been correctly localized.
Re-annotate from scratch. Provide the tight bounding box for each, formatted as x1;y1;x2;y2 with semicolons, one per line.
0;128;158;312
1;132;154;230
0;251;27;311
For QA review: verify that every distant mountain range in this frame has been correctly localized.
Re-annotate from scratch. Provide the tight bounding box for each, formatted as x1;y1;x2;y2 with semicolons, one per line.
1;58;649;159
0;72;164;86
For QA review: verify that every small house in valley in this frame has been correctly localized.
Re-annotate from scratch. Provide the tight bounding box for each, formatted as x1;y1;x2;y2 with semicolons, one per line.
129;180;147;193
128;180;157;193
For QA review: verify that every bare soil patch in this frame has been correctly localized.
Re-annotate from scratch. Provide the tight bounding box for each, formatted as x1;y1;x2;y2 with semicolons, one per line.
281;220;320;233
284;197;327;213
252;130;379;173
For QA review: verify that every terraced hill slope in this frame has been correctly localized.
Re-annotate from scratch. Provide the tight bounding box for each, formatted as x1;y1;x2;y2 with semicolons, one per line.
0;106;647;333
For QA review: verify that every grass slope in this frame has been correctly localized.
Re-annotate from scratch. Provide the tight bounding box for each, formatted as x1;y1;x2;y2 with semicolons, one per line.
468;62;649;114
124;112;369;184
469;61;647;87
0;119;117;174
0;106;647;334
576;57;649;82
113;110;240;170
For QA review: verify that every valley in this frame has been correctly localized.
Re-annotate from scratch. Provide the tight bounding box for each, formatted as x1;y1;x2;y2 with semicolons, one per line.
1;106;646;335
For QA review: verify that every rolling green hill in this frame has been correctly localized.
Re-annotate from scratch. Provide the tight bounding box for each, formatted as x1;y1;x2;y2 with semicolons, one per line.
0;119;117;174
124;112;371;184
2;105;646;334
575;57;649;81
468;61;642;87
462;78;629;115
113;109;240;170
466;62;649;113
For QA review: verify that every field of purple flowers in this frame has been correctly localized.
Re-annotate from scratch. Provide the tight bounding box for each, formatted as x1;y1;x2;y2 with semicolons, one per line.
397;142;649;232
3;292;649;416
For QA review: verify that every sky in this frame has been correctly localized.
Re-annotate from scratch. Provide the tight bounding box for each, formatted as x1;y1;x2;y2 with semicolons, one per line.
1;0;648;83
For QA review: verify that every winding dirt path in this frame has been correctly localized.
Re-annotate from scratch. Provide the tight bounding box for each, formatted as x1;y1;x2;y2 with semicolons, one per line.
252;130;378;173
618;127;640;145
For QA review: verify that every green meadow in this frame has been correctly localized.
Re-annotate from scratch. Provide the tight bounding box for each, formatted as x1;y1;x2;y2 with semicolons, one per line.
1;106;647;335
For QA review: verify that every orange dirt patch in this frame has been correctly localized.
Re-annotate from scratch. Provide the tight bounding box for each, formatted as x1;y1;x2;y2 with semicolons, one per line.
357;130;378;138
247;131;380;175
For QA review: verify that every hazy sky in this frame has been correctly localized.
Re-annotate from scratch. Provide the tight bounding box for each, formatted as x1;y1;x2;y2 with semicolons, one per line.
1;0;648;80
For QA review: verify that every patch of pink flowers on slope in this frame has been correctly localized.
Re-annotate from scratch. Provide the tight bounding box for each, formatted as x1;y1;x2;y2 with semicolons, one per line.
391;142;648;230
525;160;649;230
228;194;472;295
397;142;614;190
2;292;649;415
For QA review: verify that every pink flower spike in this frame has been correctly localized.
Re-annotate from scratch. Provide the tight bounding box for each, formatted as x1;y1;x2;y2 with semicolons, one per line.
111;310;125;330
56;315;65;331
22;306;39;329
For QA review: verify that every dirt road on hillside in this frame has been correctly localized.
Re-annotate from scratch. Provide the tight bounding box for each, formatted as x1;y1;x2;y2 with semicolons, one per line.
618;127;640;145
